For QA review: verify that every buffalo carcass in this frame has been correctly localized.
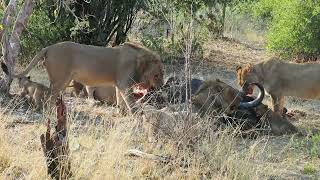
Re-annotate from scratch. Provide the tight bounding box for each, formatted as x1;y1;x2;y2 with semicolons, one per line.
163;76;203;103
141;76;204;108
191;79;298;136
143;77;298;136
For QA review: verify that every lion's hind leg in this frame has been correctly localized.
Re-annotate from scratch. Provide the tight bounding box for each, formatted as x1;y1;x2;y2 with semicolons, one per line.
48;78;72;109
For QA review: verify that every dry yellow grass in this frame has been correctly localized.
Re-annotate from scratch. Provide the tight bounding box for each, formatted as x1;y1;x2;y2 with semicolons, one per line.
0;39;319;179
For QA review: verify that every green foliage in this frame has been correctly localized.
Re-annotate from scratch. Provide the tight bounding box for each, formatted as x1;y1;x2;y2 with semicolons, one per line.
138;22;207;62
295;132;320;158
20;9;72;63
137;0;217;62
68;0;143;46
138;0;248;62
309;132;320;158
250;0;320;57
12;0;142;64
303;164;317;175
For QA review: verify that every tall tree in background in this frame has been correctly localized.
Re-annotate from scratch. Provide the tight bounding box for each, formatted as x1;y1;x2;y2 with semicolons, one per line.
65;0;143;46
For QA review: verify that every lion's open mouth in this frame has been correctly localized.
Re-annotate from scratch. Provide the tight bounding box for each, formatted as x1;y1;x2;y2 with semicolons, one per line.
246;84;254;95
132;84;149;101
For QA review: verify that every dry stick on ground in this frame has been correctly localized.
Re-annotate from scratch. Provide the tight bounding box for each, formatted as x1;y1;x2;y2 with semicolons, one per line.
126;149;171;164
0;0;34;94
40;96;72;180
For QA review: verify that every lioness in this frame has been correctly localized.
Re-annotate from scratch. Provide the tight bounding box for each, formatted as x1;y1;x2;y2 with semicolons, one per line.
17;76;49;110
13;41;164;114
236;57;320;114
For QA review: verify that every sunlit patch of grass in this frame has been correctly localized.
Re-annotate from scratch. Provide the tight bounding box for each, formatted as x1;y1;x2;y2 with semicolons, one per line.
303;163;316;175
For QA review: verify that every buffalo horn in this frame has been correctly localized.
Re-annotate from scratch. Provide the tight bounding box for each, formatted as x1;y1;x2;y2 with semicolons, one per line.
239;82;265;109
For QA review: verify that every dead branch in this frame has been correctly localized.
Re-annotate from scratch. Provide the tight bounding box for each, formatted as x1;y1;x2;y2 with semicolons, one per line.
40;96;72;180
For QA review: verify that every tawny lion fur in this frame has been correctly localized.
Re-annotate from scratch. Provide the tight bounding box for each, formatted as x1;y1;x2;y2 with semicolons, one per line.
15;41;164;113
191;78;298;135
18;76;49;110
68;80;88;97
236;57;320;114
86;85;118;105
191;79;242;115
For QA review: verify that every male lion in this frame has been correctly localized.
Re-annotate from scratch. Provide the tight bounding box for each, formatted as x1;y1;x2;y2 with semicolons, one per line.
236;57;320;115
13;41;164;114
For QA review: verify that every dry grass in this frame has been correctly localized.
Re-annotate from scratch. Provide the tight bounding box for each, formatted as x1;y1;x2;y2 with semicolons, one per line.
0;39;319;179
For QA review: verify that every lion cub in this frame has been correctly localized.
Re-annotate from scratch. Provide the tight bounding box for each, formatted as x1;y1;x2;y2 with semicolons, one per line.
18;76;49;110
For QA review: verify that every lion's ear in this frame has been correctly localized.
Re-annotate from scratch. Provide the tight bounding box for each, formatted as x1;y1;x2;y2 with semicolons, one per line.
246;64;254;72
236;65;242;73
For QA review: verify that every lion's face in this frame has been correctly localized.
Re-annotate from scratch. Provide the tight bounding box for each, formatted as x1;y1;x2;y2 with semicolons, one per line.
191;79;241;115
139;57;164;89
236;64;259;94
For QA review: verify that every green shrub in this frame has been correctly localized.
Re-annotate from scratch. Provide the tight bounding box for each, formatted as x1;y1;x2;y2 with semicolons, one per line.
251;0;320;58
139;27;206;63
20;9;72;64
294;132;320;158
309;132;320;158
136;11;207;63
303;164;316;175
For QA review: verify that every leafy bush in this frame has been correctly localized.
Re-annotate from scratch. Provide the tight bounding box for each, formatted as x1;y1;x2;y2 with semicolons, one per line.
20;9;72;64
310;132;320;158
133;2;209;63
12;0;141;64
251;0;320;58
138;23;206;63
303;164;317;175
295;132;320;158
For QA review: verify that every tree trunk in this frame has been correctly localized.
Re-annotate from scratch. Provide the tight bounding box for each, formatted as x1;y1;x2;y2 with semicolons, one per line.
0;0;34;94
220;0;227;37
0;0;17;94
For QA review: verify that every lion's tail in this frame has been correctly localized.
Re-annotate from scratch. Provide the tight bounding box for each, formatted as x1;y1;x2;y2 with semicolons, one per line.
15;47;48;78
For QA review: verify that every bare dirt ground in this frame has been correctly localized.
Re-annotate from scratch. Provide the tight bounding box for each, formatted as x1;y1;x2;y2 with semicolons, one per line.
0;39;319;179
